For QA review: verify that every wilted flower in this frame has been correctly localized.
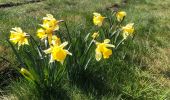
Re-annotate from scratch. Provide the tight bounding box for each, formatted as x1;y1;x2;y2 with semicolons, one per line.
10;27;29;48
122;23;134;39
92;32;99;39
116;11;126;22
93;12;105;27
44;42;72;64
95;39;115;61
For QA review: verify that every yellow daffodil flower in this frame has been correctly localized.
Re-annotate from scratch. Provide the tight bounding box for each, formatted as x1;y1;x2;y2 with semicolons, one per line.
92;32;99;39
10;27;29;48
93;12;105;27
44;42;72;64
37;28;46;40
37;14;62;44
42;14;59;31
95;39;115;61
122;23;135;39
52;35;61;45
116;11;126;22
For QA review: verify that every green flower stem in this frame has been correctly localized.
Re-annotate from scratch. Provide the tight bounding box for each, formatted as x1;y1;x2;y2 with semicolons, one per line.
116;38;125;49
84;39;94;55
110;30;118;39
114;30;120;43
109;12;116;32
30;35;43;58
82;40;94;69
57;30;63;42
84;57;92;70
101;26;108;38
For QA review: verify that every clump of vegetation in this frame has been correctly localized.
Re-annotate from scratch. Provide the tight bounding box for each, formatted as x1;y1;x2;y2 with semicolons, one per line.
7;6;135;99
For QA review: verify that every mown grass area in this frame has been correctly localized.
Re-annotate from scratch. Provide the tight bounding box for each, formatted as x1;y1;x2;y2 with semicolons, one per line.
0;0;170;100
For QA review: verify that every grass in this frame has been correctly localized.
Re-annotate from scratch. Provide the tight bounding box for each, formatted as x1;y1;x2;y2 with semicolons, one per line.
0;0;170;99
0;0;25;3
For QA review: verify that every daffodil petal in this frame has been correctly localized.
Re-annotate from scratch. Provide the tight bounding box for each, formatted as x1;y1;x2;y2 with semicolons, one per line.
93;12;101;16
12;27;23;33
105;44;115;48
44;48;52;54
49;54;54;63
60;42;68;48
95;50;102;61
65;50;72;56
129;23;134;26
104;39;110;43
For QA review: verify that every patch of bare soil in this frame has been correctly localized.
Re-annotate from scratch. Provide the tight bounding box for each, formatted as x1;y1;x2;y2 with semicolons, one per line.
106;0;128;11
0;0;43;8
0;46;20;90
0;68;20;90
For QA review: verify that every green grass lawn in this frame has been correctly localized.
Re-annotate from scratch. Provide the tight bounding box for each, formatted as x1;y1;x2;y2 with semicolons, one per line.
0;0;170;99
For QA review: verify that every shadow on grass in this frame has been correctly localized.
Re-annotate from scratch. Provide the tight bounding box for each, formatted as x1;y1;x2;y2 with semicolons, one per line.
39;87;70;100
161;70;170;79
66;41;142;99
8;78;70;100
68;57;141;99
0;67;20;90
69;68;113;98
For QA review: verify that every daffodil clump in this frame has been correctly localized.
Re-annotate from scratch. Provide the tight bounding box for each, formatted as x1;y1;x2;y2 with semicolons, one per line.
66;10;135;83
8;9;135;99
8;14;72;99
91;10;135;61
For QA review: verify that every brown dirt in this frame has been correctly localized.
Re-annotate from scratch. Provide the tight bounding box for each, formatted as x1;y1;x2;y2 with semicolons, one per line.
0;0;43;8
